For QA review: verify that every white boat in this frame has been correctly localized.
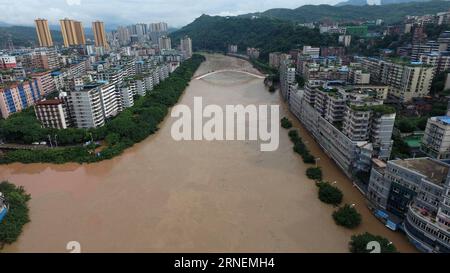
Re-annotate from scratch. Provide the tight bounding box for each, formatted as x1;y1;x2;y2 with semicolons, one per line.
0;192;8;223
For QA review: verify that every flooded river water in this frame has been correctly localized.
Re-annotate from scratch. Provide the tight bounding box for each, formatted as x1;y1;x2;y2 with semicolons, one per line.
0;54;416;252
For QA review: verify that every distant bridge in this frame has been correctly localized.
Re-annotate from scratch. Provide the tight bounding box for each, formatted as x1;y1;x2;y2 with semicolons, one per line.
194;69;267;80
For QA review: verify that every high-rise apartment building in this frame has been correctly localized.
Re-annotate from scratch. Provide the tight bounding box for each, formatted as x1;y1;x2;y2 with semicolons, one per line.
74;21;86;45
158;36;172;50
35;19;53;47
279;59;296;101
180;36;192;58
68;82;118;128
34;99;70;129
149;22;168;43
134;23;148;37
116;26;131;46
60;18;86;47
92;21;109;49
149;22;168;33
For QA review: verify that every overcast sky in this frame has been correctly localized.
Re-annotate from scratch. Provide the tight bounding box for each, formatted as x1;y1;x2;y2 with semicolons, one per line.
0;0;342;28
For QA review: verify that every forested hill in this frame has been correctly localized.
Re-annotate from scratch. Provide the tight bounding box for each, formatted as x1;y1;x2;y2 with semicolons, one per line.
0;26;63;48
241;1;450;23
169;15;337;59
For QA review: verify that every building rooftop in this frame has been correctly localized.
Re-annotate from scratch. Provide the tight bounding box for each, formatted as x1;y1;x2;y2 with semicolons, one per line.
436;116;450;125
393;158;449;186
36;99;63;106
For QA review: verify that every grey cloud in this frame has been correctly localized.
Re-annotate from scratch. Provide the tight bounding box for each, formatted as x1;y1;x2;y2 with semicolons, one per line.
0;0;340;27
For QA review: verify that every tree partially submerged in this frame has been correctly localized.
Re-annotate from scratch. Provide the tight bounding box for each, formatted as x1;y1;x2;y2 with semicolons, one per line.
0;181;31;249
280;117;292;129
306;167;322;180
333;204;362;229
317;181;343;206
349;232;397;253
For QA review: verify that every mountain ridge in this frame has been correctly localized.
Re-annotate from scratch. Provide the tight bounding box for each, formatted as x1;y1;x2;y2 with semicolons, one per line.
240;1;450;23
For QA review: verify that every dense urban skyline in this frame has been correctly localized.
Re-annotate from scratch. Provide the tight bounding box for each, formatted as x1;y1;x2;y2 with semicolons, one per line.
0;0;342;27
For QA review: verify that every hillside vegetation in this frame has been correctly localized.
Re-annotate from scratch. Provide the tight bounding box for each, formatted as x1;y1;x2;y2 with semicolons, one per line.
0;26;62;48
241;1;450;23
170;15;337;59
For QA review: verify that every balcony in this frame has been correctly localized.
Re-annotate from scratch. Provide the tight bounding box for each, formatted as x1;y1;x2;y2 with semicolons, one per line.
409;203;450;233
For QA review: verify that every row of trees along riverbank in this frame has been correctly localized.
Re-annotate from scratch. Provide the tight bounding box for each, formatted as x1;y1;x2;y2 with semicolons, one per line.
282;117;397;253
0;54;206;164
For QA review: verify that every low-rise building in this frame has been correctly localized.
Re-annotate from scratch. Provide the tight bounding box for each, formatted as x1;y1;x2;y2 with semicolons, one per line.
269;52;290;69
367;157;450;252
359;57;435;102
246;48;260;59
0;80;41;118
302;46;320;58
350;69;370;84
419;52;450;75
18;48;59;71
0;55;17;70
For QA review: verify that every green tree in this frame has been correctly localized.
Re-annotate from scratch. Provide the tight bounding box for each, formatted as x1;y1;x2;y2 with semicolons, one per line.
349;232;397;253
317;182;343;206
396;119;415;133
280;117;292;129
306;167;322;180
333;204;362;229
105;133;120;146
0;181;31;248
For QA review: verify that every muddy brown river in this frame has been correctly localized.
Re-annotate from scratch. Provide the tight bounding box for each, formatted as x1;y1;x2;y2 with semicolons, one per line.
0;54;416;252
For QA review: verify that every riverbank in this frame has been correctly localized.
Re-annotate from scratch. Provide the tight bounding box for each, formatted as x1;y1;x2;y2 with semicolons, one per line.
0;53;416;252
0;54;205;165
277;92;417;252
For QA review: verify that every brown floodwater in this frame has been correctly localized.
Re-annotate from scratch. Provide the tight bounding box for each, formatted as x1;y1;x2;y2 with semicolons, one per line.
0;54;416;252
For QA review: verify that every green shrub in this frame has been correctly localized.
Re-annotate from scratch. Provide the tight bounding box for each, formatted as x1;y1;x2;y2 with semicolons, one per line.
0;181;31;249
317;182;343;206
306;167;322;180
333;204;362;229
288;129;299;142
349;232;397;253
302;153;315;164
280;117;292;129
